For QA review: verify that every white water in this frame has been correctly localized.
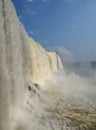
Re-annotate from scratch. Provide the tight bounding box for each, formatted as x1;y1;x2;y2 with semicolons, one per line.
0;0;96;129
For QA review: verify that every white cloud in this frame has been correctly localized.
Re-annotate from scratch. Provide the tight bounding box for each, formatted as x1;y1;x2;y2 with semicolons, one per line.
29;31;34;35
28;30;34;35
56;46;75;63
56;46;73;57
47;46;75;64
28;30;39;35
23;4;36;15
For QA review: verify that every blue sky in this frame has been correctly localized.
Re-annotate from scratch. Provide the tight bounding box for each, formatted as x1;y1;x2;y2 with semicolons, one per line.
12;0;96;61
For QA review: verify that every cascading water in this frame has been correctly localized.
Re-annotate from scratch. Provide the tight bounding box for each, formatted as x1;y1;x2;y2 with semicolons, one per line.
0;0;96;130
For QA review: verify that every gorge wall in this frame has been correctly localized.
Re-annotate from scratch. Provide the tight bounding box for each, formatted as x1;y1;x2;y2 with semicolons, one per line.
0;0;63;130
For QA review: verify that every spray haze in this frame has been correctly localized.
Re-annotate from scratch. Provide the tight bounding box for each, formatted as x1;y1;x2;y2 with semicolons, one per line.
0;0;96;130
14;68;96;130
